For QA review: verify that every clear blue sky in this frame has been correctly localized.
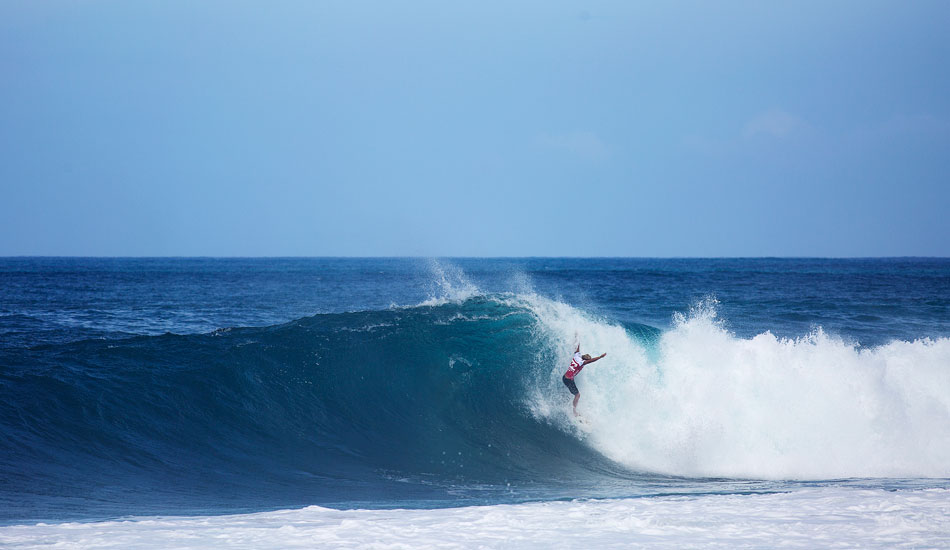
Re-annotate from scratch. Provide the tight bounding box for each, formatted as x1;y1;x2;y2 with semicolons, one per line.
2;1;948;256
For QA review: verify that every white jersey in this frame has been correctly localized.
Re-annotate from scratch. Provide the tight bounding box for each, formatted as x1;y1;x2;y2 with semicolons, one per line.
565;352;585;379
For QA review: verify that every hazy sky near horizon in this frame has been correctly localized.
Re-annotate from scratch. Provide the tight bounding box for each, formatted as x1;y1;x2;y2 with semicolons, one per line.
2;1;949;257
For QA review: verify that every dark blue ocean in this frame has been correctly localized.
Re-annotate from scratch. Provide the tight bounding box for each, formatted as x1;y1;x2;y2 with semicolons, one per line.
2;258;949;524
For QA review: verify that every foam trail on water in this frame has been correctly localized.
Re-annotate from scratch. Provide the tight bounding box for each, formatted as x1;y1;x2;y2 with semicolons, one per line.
521;296;950;479
3;488;947;549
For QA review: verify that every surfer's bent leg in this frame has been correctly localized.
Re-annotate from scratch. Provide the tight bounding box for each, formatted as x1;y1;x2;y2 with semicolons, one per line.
562;376;580;415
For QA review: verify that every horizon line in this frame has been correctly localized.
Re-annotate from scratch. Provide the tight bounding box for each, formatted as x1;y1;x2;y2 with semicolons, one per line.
2;255;948;260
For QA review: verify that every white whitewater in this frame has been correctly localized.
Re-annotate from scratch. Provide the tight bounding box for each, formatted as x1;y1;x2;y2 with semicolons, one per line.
524;295;950;479
3;488;947;549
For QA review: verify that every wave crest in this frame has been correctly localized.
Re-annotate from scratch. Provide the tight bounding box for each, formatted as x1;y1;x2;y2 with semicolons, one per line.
528;298;950;479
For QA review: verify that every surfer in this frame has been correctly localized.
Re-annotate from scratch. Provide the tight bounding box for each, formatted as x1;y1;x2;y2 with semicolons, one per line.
563;343;606;416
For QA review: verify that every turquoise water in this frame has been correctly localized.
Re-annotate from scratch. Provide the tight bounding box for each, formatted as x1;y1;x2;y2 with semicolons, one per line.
1;258;948;523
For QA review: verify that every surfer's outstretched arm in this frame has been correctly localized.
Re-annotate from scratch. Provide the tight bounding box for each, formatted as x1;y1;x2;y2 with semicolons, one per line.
582;353;606;366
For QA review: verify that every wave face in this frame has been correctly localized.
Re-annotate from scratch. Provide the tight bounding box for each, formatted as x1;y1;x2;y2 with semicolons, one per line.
0;297;639;521
2;291;950;521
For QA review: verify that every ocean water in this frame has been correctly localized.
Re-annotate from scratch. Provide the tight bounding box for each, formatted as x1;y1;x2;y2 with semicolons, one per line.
1;258;949;548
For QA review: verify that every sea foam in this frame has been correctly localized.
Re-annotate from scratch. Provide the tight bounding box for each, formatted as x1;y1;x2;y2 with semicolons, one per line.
2;488;946;549
524;295;950;479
